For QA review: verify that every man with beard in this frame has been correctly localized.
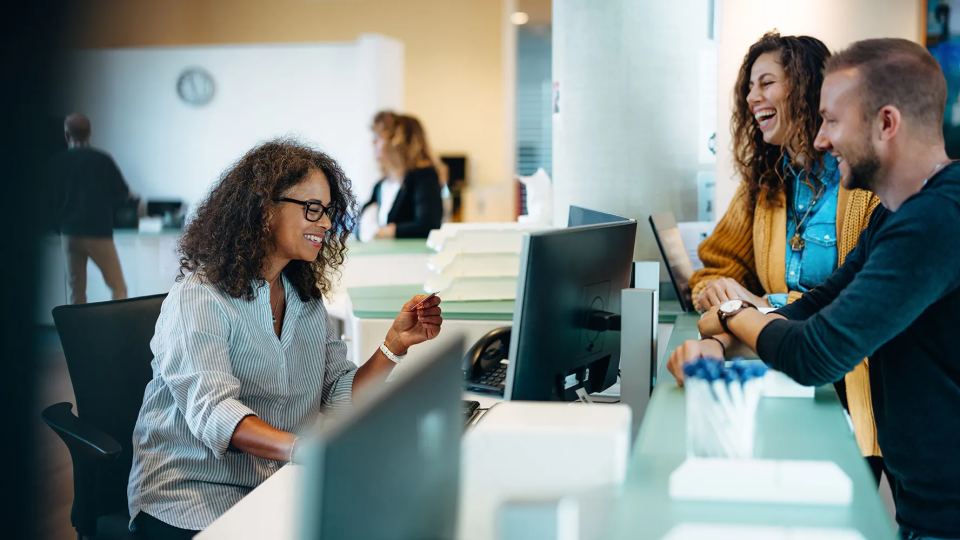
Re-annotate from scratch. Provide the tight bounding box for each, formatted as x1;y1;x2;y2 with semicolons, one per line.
667;38;960;540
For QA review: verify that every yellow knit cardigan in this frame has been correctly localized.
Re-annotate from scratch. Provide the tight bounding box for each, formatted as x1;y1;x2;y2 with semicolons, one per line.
690;182;883;457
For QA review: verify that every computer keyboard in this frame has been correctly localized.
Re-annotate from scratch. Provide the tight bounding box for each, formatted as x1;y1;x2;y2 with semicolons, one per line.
462;400;480;426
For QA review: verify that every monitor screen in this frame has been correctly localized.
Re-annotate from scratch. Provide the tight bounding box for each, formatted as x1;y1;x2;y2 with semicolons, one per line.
298;339;465;540
568;206;636;287
505;221;637;401
649;213;696;312
567;206;632;228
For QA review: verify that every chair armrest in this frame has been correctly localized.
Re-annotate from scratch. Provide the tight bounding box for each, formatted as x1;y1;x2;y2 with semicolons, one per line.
41;402;122;462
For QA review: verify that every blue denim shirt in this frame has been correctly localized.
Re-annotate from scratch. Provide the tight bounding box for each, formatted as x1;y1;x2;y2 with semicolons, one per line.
766;154;842;308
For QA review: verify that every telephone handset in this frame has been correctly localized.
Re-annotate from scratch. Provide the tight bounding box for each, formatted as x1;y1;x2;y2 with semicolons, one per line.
462;326;511;395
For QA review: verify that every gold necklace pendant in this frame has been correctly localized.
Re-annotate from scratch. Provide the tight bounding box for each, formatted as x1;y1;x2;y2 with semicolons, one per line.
789;234;805;251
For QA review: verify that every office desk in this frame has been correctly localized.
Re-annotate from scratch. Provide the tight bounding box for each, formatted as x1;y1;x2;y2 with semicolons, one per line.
329;240;434;305
196;392;501;540
37;230;182;324
345;284;684;367
325;239;435;359
345;284;515;367
345;238;435;257
604;313;896;540
349;284;684;322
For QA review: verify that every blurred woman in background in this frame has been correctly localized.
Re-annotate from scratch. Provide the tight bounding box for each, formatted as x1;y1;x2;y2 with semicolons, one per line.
364;111;445;239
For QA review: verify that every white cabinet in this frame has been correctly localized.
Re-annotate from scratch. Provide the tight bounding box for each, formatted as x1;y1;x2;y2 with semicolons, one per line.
37;232;181;325
38;236;68;325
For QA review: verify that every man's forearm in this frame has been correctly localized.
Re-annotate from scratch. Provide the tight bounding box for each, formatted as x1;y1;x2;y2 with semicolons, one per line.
726;310;786;351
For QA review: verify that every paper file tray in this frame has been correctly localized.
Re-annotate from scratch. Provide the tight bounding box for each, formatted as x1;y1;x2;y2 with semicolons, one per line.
426;222;552;251
668;457;853;505
423;276;518;301
427;252;520;277
427;233;526;269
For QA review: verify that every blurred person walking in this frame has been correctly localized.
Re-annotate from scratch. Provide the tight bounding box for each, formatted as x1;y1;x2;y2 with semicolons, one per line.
49;113;130;303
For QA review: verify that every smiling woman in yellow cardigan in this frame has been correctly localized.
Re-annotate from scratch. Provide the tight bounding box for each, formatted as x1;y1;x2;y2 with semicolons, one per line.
693;181;881;456
689;32;884;482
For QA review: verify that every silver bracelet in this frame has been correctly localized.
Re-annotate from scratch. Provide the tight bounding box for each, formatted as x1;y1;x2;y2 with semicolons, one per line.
289;436;301;463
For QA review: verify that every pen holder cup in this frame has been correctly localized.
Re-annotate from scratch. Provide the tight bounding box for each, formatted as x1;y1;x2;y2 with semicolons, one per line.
683;359;766;459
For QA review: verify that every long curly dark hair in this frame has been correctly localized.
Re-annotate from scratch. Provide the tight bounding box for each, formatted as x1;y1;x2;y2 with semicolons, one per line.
732;32;831;208
177;139;357;302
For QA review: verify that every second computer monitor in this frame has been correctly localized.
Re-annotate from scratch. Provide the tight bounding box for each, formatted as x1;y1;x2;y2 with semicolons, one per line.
567;205;633;227
298;339;465;540
504;221;637;401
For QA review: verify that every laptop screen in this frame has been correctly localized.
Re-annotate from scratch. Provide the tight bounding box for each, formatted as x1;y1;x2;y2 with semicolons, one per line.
649;213;697;312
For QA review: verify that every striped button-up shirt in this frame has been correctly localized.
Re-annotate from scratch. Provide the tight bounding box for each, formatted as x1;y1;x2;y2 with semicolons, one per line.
127;272;356;531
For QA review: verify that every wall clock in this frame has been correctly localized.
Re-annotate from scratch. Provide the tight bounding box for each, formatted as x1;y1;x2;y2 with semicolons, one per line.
176;67;215;106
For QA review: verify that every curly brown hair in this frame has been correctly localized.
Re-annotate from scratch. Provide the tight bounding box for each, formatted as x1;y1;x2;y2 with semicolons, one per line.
177;139;357;302
732;32;831;208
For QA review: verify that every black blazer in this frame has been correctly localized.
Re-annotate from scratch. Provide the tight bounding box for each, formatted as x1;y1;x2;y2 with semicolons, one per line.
362;167;443;238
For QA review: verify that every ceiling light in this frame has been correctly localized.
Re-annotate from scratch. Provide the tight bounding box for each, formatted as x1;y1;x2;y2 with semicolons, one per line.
510;12;529;25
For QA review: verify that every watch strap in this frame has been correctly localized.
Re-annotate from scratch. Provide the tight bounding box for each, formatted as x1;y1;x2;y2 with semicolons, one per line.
719;300;756;334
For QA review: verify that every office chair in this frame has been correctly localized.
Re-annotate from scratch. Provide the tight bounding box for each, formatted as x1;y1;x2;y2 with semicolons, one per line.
42;294;166;540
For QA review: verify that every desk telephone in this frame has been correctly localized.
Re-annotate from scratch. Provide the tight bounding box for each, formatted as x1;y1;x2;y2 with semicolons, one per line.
462;327;511;396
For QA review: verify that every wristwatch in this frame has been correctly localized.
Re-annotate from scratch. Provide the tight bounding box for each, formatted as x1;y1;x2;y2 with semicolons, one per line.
718;299;757;333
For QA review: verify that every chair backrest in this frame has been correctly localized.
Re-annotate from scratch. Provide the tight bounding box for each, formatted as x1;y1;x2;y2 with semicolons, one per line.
52;294;166;516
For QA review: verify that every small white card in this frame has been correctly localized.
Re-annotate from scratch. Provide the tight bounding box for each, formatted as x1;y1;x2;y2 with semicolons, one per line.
661;524;867;540
668;457;853;506
138;216;162;233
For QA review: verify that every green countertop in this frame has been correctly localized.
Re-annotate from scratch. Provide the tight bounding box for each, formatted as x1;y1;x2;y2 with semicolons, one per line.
94;229;183;236
344;238;433;256
347;284;684;324
604;313;896;539
348;284;515;321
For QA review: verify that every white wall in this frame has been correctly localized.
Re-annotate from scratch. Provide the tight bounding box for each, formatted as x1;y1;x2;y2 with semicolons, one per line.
56;34;403;213
552;0;716;263
714;0;923;215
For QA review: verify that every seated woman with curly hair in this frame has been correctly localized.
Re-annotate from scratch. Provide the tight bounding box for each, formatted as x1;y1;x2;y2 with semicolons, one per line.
126;140;443;539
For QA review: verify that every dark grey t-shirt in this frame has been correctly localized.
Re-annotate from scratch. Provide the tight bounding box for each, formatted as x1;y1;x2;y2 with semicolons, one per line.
49;147;129;237
757;162;960;538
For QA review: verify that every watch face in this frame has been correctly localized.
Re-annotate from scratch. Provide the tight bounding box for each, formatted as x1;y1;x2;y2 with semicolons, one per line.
720;298;744;314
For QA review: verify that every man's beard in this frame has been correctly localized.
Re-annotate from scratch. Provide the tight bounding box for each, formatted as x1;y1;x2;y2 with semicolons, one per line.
844;141;882;192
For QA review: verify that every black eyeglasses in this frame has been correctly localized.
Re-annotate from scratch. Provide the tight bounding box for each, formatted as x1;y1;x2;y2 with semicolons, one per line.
274;198;338;222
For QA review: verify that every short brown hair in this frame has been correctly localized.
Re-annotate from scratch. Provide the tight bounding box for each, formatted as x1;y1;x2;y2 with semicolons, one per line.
825;38;947;139
64;113;91;142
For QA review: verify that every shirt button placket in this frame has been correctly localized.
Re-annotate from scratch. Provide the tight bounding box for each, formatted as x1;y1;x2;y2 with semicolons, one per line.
277;342;289;407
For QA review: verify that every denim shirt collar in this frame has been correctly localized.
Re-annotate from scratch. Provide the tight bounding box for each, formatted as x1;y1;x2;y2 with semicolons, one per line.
783;153;842;188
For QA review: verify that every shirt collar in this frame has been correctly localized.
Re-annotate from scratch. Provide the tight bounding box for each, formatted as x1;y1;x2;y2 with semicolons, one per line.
819;153;842;187
783;153;841;187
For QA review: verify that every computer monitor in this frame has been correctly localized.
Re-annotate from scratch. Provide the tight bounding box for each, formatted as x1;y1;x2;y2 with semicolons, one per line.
504;221;637;401
568;206;636;287
298;339;465;540
145;200;183;217
649;213;696;312
567;206;632;227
